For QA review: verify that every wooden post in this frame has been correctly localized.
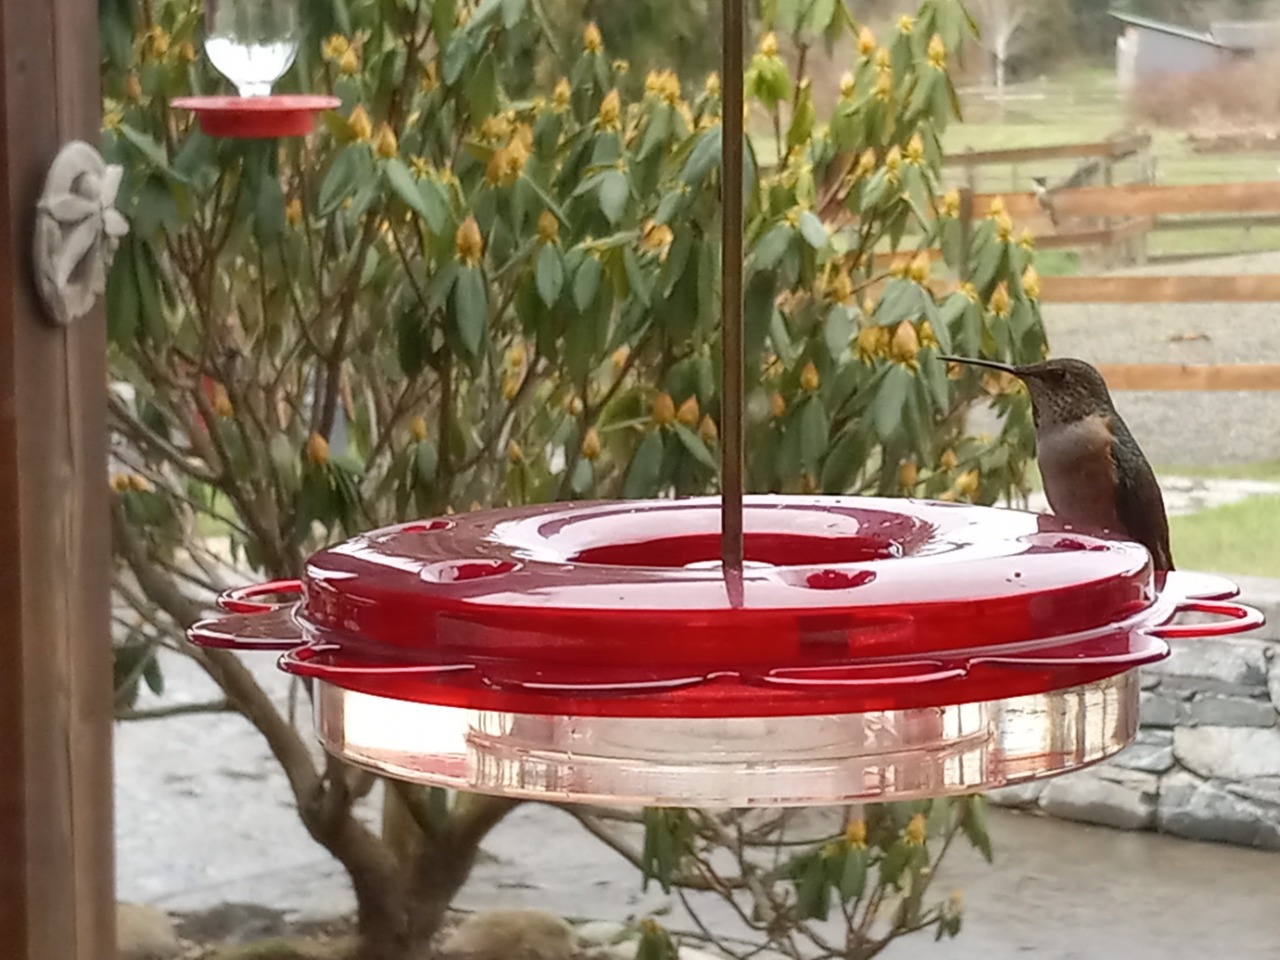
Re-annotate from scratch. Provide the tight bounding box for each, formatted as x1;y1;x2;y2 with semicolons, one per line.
0;1;115;959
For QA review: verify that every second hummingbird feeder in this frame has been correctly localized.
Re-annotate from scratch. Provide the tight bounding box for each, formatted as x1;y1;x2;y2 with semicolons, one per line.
171;0;339;138
190;496;1261;807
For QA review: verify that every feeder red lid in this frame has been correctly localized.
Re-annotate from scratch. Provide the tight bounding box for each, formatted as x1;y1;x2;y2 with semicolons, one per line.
191;496;1260;718
170;94;341;138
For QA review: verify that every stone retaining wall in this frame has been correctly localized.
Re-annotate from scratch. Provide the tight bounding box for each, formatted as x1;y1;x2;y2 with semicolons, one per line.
988;577;1280;850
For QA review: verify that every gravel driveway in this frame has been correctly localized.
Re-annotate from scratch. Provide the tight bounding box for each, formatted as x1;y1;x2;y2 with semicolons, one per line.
1041;251;1280;466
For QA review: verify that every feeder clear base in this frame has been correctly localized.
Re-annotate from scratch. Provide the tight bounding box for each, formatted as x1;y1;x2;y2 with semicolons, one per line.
313;670;1138;806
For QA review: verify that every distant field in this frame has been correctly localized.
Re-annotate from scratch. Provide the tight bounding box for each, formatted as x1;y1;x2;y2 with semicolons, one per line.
944;69;1280;263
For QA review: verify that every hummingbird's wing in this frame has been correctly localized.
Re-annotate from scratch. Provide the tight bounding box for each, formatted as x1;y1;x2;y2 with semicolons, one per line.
1109;418;1174;571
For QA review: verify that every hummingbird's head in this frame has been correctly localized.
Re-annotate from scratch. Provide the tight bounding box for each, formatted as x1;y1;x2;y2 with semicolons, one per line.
1013;358;1116;428
940;356;1116;429
1032;176;1049;190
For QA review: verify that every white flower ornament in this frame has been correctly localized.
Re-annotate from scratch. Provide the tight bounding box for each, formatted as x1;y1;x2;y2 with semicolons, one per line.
34;140;130;327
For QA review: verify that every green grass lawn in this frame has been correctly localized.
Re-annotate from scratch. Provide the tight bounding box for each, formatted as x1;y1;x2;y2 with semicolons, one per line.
1169;494;1280;578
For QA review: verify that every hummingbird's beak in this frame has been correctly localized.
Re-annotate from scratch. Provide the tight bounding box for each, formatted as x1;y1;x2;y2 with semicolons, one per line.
937;355;1021;377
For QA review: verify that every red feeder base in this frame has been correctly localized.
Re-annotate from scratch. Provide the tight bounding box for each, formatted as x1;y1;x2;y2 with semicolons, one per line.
170;95;341;138
189;496;1263;805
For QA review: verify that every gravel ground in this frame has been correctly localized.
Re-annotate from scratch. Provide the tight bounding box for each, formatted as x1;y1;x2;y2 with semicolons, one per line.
1040;250;1280;466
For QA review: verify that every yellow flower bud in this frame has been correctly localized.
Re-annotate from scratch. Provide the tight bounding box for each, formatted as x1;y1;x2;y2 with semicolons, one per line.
613;58;630;75
410;416;428;441
455;216;484;266
125;73;142;101
583;21;603;52
928;33;947;70
905;133;925;166
568;395;584;416
940;448;958;471
905;813;927;846
581;428;602;461
800;361;820;393
677;395;700;427
109;473;132;493
1019;227;1036;251
705;72;721;96
598;89;621;130
908;251;931;284
611;345;631;371
919;319;939;350
856;325;885;363
553;77;572;111
961;281;980;304
830;270;854;306
507;439;523;463
285;197;303;226
899;460;918;490
1022;264;1042;301
839;72;855;98
537;209;560;245
212;383;233;418
770;391;787;419
338;46;359;75
374;123;398;159
306;432;330;466
989;281;1011;317
891;320;920;364
875;47;891;70
846;819;867;847
699;415;718;446
652;392;677;426
322;35;350;62
898;14;914;34
639;221;674;261
955;469;980;497
348;104;373;142
178;41;198;64
874;70;893;102
939;189;960;218
144;25;170;60
987;196;1006;218
994;211;1014;242
758;31;779;57
854;148;877;179
857;26;876;57
884;144;902;178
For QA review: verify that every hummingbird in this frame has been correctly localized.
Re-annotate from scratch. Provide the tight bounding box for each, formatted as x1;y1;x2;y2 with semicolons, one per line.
940;355;1174;572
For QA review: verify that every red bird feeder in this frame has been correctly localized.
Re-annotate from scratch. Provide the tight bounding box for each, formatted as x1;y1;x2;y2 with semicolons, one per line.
190;497;1261;806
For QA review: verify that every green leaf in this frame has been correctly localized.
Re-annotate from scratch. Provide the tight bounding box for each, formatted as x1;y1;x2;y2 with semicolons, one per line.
624;430;665;498
961;796;994;863
319;144;371;216
570;457;594;496
598;169;629;224
141;649;164;696
396;304;429;377
117;123;169;170
821;423;870;492
535;244;564;308
673;424;717;471
385;159;446;233
681;126;722;188
451;265;489;357
254;170;285;243
873;364;911;440
105;237;139;345
824;305;854;359
795;853;831;920
466;52;500;125
416;440;439;485
799;397;828;471
876;278;925;326
879;840;909;887
573;255;603;312
797;210;827;249
752;223;795;271
839;846;868;900
744;270;776;365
